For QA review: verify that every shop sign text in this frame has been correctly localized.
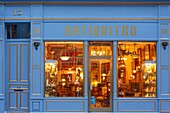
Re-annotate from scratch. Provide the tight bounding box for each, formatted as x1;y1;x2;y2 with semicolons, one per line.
65;25;136;37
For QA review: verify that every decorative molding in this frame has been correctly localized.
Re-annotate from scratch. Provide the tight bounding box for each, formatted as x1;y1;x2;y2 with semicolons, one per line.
160;23;168;39
32;68;41;96
20;92;29;110
161;66;169;69
32;101;40;111
2;17;170;21
8;44;18;82
20;44;29;82
160;40;170;96
1;2;170;5
32;41;42;96
32;23;42;38
8;92;18;109
160;69;170;95
0;24;3;39
117;100;156;112
46;100;84;112
9;84;29;90
160;100;170;112
0;41;3;96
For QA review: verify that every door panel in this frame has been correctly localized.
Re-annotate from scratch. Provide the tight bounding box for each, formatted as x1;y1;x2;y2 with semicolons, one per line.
9;92;18;109
20;92;29;110
8;44;18;82
20;44;29;82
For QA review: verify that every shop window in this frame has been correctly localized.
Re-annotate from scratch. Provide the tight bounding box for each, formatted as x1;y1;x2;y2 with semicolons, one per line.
117;42;156;98
7;23;30;39
45;42;84;97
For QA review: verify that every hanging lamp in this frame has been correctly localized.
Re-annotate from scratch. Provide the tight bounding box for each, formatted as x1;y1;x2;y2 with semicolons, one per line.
60;45;70;61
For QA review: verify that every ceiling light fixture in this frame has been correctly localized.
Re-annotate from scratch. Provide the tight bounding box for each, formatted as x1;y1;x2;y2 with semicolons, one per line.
60;45;70;61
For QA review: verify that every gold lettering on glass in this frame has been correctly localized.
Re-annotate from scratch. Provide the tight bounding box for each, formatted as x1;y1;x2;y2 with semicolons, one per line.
102;26;107;36
130;26;136;36
65;26;71;36
94;26;99;37
122;25;128;36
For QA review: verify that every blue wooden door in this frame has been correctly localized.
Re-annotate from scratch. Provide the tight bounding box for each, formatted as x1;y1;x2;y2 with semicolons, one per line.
7;42;29;111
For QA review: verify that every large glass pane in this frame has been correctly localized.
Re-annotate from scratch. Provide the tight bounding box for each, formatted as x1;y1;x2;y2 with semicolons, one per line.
45;42;84;97
117;42;156;98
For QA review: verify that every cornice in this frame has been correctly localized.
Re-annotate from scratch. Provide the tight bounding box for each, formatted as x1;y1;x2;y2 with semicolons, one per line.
0;2;170;5
0;18;170;20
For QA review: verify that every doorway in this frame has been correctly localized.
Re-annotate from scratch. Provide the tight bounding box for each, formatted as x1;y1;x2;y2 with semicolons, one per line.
6;42;29;111
88;42;113;112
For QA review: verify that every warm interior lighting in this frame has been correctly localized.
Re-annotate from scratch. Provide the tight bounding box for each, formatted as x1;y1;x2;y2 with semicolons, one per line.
119;60;126;67
132;54;139;59
60;56;70;60
102;73;106;76
118;57;127;60
60;45;70;60
61;79;66;82
80;72;83;79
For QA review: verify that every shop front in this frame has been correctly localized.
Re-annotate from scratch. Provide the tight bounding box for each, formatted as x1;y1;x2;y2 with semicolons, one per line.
0;1;170;112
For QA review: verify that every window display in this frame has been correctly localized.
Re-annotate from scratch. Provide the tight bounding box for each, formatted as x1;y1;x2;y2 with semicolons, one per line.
45;42;84;97
142;61;156;97
117;42;156;98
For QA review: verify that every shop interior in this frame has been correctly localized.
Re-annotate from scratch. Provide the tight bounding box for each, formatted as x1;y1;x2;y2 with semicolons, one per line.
45;42;84;97
44;41;157;99
117;42;156;98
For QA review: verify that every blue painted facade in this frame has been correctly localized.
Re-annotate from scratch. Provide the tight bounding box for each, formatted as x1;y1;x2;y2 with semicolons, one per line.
0;1;170;112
